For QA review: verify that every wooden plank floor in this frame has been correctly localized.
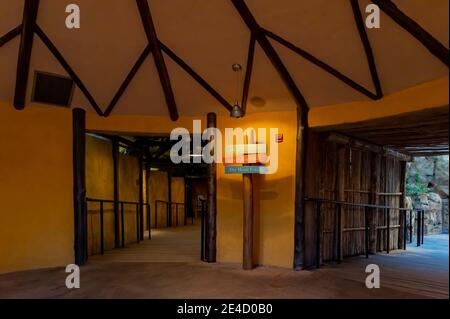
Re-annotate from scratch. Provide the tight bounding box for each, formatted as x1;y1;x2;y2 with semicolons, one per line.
0;230;446;298
90;222;201;263
320;234;449;298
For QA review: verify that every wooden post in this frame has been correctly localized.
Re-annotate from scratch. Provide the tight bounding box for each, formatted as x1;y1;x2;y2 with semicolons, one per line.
100;201;104;255
369;154;381;254
167;169;172;227
243;173;254;270
231;0;310;269
293;107;309;270
112;137;120;248
336;146;347;261
315;201;321;268
138;150;144;240
121;202;125;248
205;112;217;262
398;161;407;249
73;108;87;265
184;178;190;226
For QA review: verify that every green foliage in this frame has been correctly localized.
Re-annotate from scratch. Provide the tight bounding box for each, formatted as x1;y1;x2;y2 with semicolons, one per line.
406;173;431;196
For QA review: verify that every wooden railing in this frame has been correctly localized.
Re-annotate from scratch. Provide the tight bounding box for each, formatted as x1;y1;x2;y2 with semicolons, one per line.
154;200;187;228
85;198;150;255
305;198;426;269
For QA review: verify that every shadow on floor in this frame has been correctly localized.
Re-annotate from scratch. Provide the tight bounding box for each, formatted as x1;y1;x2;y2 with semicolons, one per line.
0;232;447;299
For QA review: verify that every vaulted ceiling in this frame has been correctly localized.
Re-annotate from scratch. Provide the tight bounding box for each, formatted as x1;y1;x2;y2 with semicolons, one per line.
0;0;448;118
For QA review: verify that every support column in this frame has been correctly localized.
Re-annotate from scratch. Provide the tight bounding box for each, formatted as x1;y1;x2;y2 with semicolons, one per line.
336;146;347;262
243;174;254;269
73;108;87;266
205;112;217;262
112;137;120;248
184;178;190;226
138;149;144;240
369;154;381;254
398;161;407;249
293;107;309;270
167;169;172;227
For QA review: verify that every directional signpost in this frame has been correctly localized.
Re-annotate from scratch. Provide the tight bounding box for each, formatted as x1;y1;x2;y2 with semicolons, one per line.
223;142;267;270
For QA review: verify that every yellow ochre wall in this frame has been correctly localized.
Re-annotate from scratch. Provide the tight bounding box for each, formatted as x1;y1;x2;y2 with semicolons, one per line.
85;134;143;253
148;170;169;228
216;112;297;267
0;77;447;273
171;177;185;226
0;103;73;274
85;135;115;255
88;110;298;268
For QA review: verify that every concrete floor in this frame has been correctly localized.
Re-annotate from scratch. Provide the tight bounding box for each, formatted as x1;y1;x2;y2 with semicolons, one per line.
0;226;447;299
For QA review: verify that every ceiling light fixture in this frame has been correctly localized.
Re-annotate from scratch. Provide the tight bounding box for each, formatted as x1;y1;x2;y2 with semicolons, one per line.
230;63;244;118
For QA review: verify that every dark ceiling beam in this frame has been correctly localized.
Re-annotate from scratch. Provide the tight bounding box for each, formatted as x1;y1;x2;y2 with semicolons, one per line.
372;0;449;67
241;32;256;114
35;25;103;116
231;0;309;270
0;25;22;48
408;152;449;156
159;41;233;112
231;0;308;112
104;44;151;117
13;0;39;110
350;0;383;99
264;29;378;100
399;145;449;150
100;134;139;148
152;143;172;159
393;143;449;148
136;0;178;121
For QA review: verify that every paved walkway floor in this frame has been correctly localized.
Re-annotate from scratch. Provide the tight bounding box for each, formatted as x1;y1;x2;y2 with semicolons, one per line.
0;229;447;299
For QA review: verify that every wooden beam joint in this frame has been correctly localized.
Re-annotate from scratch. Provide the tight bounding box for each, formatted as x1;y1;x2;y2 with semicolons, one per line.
350;0;383;98
159;41;233;112
14;0;40;110
136;0;178;121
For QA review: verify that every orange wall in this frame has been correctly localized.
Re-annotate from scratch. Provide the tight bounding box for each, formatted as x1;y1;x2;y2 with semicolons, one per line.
89;110;298;268
85;135;143;253
0;103;74;274
148;170;169;227
0;76;447;273
216;112;297;267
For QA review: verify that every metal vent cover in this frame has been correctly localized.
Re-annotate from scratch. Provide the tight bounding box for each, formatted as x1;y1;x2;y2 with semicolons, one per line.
31;71;74;107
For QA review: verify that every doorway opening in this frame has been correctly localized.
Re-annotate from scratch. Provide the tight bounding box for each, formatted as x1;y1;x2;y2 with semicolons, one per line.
84;132;209;262
405;155;449;242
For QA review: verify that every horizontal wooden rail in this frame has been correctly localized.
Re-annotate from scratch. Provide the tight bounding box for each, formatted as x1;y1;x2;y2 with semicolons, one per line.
154;200;185;228
305;197;425;212
306;197;427;269
85;198;150;254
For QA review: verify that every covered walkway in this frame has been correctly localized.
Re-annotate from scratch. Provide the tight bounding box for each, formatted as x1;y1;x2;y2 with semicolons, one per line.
0;227;447;298
90;223;201;263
